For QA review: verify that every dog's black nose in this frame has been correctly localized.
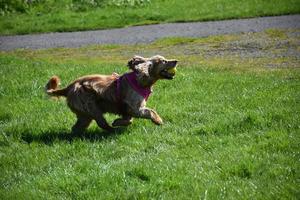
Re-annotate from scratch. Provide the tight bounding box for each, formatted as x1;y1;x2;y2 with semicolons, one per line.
169;60;178;66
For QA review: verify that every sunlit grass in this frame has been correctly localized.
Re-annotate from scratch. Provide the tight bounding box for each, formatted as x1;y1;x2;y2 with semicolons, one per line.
1;0;300;35
0;30;299;199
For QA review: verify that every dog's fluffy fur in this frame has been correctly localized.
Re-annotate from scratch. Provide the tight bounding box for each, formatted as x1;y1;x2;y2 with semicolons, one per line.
45;55;177;133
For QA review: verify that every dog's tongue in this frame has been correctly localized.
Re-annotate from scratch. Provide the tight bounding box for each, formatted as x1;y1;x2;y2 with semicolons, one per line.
167;67;177;74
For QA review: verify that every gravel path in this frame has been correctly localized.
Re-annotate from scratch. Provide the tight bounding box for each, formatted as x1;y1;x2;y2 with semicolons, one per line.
0;15;299;51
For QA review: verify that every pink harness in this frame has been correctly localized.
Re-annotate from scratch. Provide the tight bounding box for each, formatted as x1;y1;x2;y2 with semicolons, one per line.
116;72;151;102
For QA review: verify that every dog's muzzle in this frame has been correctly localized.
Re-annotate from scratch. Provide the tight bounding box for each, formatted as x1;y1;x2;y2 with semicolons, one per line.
160;60;178;79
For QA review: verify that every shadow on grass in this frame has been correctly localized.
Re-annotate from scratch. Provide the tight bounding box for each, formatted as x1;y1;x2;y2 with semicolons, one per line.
20;128;127;145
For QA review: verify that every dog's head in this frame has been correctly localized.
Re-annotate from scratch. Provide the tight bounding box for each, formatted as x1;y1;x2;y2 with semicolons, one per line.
128;55;178;83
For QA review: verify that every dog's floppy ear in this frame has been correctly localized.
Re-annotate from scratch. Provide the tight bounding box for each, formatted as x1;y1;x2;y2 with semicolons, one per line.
135;61;152;78
127;55;147;71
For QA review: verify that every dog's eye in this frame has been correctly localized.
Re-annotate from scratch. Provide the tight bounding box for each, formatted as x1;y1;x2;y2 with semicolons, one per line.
162;60;167;64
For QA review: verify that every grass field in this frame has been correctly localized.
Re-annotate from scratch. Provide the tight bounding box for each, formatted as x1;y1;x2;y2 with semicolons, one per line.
0;29;300;199
1;0;300;35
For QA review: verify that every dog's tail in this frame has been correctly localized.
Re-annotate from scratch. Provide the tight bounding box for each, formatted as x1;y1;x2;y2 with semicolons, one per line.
45;76;68;97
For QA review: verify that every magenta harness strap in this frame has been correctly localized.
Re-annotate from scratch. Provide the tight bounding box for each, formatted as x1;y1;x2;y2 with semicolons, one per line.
116;72;151;102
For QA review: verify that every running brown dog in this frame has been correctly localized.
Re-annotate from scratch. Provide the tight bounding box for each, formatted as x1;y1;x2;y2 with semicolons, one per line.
45;55;178;133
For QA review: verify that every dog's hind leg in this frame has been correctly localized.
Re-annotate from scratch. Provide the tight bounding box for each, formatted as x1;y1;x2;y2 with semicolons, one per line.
71;115;92;135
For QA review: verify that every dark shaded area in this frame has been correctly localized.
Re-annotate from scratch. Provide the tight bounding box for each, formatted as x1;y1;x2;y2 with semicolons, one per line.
0;113;12;123
126;170;150;182
20;128;127;145
229;165;253;179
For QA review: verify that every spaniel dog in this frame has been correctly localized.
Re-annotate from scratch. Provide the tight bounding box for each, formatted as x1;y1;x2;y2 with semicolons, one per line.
45;55;178;133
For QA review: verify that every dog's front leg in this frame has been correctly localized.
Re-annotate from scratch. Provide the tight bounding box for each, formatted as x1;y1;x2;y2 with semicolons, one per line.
130;107;163;125
94;114;116;132
87;101;116;132
112;115;133;127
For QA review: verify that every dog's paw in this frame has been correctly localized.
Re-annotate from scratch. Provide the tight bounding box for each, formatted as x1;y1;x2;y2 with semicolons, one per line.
112;72;120;78
105;126;117;133
152;115;163;125
112;118;132;127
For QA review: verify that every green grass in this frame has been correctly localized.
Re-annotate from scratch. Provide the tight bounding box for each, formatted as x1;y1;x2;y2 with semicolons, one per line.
1;0;300;35
0;30;300;199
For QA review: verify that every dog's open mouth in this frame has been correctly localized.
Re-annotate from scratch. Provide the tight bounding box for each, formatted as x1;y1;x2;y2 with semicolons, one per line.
160;60;178;79
160;67;176;79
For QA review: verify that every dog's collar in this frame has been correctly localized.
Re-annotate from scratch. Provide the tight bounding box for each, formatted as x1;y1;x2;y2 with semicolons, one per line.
116;72;152;101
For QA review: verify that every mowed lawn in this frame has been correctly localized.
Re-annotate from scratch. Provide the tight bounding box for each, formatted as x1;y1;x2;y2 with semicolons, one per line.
0;30;299;199
1;0;300;35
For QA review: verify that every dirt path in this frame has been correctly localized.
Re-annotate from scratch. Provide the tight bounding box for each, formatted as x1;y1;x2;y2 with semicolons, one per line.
0;15;299;51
